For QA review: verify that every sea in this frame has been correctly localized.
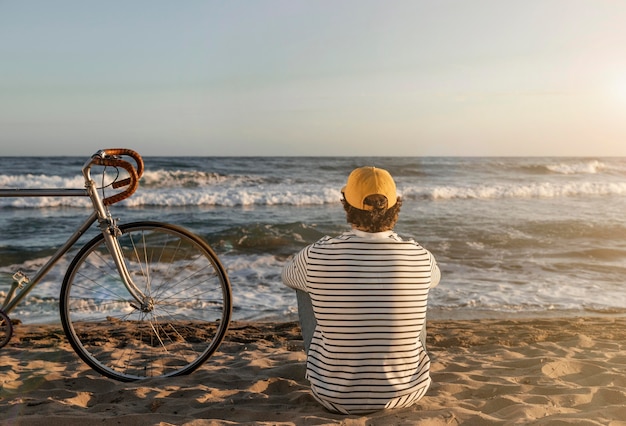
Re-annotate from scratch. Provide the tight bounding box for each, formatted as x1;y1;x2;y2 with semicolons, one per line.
1;155;626;324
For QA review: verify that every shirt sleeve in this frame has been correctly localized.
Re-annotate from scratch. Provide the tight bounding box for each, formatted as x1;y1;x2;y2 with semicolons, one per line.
281;245;311;291
430;254;441;288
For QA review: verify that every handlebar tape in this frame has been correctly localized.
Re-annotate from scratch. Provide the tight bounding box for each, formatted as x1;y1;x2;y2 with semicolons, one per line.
91;148;144;205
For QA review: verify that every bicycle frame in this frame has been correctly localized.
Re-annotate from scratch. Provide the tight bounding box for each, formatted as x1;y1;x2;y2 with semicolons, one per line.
0;151;147;316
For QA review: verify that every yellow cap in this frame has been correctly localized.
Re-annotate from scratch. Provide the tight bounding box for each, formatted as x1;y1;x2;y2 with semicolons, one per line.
342;166;397;211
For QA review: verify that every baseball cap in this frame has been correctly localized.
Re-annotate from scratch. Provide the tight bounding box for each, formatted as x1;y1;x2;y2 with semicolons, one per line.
342;166;397;210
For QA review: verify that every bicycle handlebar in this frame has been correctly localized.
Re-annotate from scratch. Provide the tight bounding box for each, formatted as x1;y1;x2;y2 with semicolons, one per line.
90;148;145;205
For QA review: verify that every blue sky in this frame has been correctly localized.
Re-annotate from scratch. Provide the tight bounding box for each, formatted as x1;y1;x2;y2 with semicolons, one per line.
1;0;626;156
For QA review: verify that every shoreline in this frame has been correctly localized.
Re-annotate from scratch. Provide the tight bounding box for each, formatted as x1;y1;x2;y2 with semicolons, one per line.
6;307;626;328
2;316;626;425
256;307;626;324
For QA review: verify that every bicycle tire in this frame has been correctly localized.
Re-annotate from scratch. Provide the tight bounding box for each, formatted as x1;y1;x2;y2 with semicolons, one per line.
0;309;12;349
59;221;232;381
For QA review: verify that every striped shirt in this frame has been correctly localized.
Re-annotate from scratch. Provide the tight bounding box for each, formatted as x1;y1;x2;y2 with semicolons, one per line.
281;229;440;414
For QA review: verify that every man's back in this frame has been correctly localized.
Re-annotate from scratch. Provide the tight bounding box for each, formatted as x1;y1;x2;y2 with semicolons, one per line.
282;229;439;414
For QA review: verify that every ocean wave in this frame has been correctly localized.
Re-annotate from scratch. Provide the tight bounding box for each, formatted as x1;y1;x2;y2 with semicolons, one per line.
205;222;327;256
412;181;626;201
3;155;626;210
140;170;230;188
517;159;626;176
544;160;609;175
125;186;343;208
3;179;626;209
0;173;84;188
139;169;269;189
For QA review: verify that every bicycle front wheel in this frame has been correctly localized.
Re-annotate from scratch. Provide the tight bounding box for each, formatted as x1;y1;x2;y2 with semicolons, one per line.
60;221;232;381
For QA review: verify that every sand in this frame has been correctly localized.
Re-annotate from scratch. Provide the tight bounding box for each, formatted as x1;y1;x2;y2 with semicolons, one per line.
2;316;626;425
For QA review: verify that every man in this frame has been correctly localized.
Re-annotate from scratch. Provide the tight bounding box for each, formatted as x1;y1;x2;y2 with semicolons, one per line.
281;166;440;414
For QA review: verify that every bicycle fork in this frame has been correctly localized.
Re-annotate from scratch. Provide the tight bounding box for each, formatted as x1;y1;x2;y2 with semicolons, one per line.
98;216;155;313
85;177;153;314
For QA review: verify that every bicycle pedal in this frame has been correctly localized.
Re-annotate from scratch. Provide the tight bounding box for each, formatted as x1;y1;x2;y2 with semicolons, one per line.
12;271;30;288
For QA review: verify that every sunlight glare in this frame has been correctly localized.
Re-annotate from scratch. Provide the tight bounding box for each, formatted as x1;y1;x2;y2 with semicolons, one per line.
610;76;626;103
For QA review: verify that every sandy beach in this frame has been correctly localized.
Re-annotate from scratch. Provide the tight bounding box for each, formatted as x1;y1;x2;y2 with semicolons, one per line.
2;316;626;425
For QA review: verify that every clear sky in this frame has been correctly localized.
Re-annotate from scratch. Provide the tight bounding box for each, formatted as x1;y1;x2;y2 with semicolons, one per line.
1;0;626;156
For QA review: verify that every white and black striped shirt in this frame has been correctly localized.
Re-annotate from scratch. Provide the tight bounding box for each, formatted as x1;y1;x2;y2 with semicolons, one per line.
282;229;440;414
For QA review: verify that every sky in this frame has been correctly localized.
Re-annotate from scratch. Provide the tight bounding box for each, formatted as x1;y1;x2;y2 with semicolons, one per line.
1;0;626;157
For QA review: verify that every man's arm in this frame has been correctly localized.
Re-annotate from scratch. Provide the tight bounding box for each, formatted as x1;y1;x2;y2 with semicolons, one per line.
430;255;441;289
281;245;310;291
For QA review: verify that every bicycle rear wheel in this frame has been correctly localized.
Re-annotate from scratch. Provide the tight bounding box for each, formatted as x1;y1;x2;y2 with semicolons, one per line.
60;221;232;381
0;310;12;349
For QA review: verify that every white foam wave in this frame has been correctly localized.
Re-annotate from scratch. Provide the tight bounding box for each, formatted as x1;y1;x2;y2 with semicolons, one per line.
545;160;605;175
3;179;626;208
416;181;626;201
140;169;233;188
124;180;626;206
0;174;84;188
126;187;343;207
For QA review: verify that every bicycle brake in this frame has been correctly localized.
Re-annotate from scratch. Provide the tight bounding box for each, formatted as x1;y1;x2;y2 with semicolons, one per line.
99;216;122;237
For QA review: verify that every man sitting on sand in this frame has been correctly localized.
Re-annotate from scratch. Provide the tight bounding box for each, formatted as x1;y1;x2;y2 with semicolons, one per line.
281;166;440;414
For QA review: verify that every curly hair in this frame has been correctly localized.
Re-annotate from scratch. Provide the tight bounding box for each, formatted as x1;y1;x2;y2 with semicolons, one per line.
342;194;402;232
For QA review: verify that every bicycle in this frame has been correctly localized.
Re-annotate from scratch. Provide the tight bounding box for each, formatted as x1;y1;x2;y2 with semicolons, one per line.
0;148;232;382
